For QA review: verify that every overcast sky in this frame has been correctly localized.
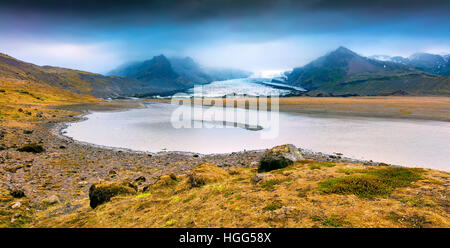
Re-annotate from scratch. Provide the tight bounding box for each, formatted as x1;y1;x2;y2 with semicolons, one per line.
0;0;449;73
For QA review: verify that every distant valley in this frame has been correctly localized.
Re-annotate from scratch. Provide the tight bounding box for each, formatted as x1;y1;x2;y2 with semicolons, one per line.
1;47;449;99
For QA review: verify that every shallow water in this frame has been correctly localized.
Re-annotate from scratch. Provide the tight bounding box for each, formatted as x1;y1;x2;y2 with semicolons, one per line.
65;103;450;171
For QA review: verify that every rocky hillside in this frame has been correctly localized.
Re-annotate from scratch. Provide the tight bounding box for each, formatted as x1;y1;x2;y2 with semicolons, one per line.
286;47;450;96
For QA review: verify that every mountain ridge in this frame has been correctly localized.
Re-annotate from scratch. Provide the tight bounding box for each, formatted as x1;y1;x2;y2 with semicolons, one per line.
0;53;251;98
108;55;252;91
286;47;450;96
370;52;450;76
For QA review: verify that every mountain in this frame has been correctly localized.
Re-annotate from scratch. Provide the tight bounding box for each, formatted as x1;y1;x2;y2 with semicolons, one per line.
286;47;450;96
109;55;251;93
370;53;450;76
0;53;154;98
0;53;251;99
108;55;192;93
168;56;212;85
408;53;448;75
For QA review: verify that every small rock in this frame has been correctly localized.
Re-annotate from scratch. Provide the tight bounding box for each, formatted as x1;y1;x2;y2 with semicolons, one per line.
11;202;21;209
192;154;199;158
10;188;25;198
23;130;33;134
251;173;274;184
108;169;117;176
89;181;137;208
135;176;146;183
36;112;43;118
59;145;66;149
46;195;60;205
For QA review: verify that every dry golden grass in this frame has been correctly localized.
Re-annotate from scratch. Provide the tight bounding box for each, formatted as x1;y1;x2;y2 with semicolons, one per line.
0;77;100;127
150;96;450;121
34;162;450;228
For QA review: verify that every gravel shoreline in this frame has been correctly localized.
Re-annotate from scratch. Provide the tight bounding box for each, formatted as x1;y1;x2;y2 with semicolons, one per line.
0;100;386;223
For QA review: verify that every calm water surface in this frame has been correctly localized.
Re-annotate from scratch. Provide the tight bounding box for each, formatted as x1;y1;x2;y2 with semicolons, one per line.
64;103;450;171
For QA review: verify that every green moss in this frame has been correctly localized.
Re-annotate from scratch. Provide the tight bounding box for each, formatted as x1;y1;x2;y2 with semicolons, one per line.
399;197;433;207
136;192;151;198
322;215;347;227
183;194;196;203
311;214;348;227
309;162;336;170
261;178;289;190
318;167;423;198
336;168;367;175
165;219;175;226
263;202;282;211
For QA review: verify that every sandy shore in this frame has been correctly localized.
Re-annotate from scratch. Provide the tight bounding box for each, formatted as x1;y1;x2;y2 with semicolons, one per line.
147;96;450;122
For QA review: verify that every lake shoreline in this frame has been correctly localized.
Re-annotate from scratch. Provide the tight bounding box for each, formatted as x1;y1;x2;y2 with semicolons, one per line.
62;99;450;170
145;96;450;122
1;97;449;227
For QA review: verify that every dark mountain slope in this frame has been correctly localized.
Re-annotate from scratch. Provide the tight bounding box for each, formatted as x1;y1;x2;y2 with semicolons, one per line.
109;55;251;91
286;47;450;96
408;53;448;75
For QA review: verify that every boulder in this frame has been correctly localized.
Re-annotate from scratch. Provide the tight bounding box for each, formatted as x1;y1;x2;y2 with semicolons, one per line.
251;173;286;184
251;173;275;184
152;174;178;188
17;144;45;153
47;195;60;205
89;181;137;208
188;163;228;187
258;144;302;172
9;188;25;198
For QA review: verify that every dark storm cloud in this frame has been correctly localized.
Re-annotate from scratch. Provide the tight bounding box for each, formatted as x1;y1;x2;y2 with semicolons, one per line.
1;0;449;73
1;0;449;22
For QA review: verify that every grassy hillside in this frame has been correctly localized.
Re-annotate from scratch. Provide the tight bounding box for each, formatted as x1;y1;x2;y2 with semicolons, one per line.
34;162;449;228
0;76;100;126
0;53;149;98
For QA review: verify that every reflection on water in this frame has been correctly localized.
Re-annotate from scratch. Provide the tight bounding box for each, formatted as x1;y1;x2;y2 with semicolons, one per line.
64;103;450;171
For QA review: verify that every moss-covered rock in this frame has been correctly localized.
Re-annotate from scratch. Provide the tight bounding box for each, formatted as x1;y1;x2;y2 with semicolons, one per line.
258;144;302;172
153;174;178;188
17;144;45;153
89;181;137;208
188;163;228;187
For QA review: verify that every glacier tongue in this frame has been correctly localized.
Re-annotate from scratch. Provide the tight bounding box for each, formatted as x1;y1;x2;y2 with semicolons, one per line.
187;77;304;97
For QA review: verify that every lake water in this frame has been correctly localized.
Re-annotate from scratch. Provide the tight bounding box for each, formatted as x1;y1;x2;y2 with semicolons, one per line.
64;102;450;171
